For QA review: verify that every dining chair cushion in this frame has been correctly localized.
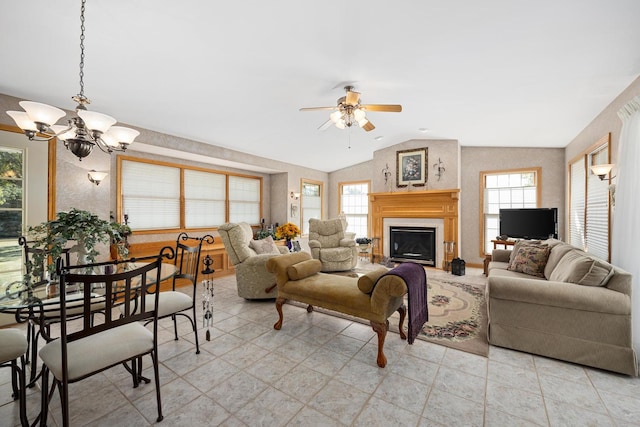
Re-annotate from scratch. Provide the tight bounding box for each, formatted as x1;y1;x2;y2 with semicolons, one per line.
39;322;153;381
0;329;28;362
120;291;192;318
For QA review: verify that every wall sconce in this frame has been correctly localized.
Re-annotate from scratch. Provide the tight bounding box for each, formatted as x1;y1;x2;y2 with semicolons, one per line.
590;163;616;180
87;170;108;186
433;157;445;181
290;191;300;200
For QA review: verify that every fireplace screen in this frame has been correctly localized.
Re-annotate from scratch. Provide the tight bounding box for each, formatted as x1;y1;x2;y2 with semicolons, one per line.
389;226;436;266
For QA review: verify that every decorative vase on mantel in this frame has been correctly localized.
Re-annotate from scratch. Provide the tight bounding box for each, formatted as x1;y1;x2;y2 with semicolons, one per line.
285;238;292;251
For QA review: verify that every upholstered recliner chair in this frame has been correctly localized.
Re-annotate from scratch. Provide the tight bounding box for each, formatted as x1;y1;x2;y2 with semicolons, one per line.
308;218;357;272
218;222;289;299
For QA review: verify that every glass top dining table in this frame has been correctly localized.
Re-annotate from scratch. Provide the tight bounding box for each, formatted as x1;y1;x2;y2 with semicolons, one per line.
0;261;177;313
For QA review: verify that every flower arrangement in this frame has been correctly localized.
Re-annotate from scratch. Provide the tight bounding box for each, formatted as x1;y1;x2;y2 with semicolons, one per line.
275;222;301;241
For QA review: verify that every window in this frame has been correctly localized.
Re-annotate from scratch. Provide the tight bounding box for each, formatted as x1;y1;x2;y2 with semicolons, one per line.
339;181;369;238
301;179;323;235
0;146;24;284
184;170;226;228
568;135;610;260
228;175;261;224
118;157;262;231
481;168;540;254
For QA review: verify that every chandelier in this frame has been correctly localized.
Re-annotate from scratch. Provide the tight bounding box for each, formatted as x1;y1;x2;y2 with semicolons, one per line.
6;0;138;161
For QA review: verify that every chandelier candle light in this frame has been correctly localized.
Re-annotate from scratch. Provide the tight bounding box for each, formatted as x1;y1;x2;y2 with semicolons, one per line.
6;0;138;160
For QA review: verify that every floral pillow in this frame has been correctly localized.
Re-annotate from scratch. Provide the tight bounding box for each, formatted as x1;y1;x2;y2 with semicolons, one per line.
507;244;551;277
249;236;280;255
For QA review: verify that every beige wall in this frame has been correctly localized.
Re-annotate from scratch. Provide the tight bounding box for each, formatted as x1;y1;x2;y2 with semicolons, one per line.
460;147;565;266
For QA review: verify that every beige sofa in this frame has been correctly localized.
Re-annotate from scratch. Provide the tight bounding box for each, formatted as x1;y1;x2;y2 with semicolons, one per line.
266;252;408;367
487;239;637;375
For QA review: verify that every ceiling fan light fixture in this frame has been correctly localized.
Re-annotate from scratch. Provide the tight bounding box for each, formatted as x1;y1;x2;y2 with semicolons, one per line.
335;120;346;129
353;108;366;121
357;117;369;127
330;110;343;123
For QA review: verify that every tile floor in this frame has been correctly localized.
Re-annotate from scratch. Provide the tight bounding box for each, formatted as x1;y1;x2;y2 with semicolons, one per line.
1;267;640;426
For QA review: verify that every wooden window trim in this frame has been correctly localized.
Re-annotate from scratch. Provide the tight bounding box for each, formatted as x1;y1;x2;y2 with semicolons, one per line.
478;167;542;257
117;155;263;234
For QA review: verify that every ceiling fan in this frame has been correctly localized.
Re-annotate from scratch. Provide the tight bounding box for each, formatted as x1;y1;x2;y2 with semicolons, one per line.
300;85;402;132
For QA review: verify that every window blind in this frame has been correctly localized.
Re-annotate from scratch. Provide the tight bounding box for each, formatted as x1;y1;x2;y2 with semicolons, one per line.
228;176;260;224
121;160;180;230
569;159;586;249
184;169;226;228
585;148;609;260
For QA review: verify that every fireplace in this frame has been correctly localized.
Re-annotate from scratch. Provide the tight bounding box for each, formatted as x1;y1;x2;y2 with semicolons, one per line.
389;226;436;266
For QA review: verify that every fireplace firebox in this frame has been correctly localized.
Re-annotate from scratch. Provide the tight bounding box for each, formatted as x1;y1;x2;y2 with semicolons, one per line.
389;226;436;266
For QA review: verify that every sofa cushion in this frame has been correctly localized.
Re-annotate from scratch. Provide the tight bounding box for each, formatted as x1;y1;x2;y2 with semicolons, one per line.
544;243;574;279
549;250;615;286
287;259;322;280
357;268;389;294
319;247;354;263
507;243;551;277
249;236;280;255
508;240;541;264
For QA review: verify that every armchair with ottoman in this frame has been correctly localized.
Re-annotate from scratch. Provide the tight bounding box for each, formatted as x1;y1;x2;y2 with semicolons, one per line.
487;239;637;375
218;222;289;299
308;217;358;272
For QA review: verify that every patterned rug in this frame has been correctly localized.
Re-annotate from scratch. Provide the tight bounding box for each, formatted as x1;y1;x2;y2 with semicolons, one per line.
330;266;489;357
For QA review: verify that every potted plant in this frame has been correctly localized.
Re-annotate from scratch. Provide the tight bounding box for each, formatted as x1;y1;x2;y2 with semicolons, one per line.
26;208;129;281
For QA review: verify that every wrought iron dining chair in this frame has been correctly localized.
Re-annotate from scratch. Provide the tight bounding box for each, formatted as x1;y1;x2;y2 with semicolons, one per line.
17;236;79;384
38;248;173;427
0;329;29;427
155;233;213;354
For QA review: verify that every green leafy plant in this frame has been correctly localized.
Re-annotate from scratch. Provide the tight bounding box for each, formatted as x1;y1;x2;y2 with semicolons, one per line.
255;229;276;240
26;208;129;281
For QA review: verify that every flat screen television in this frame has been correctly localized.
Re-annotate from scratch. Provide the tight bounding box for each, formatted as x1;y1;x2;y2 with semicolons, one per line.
499;208;558;240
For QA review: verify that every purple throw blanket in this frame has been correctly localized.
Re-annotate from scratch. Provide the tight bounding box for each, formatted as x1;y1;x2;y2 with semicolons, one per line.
379;262;428;344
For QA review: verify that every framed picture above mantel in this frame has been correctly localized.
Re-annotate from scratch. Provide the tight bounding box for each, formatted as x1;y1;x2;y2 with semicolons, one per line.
396;147;428;187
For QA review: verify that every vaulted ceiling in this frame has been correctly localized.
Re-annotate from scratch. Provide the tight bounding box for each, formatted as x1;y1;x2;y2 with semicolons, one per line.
2;1;639;172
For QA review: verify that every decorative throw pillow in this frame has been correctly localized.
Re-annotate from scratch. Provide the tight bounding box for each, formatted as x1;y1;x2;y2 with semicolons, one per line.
249;236;280;255
507;244;551;277
548;250;614;286
287;259;322;280
357;268;389;294
508;240;542;264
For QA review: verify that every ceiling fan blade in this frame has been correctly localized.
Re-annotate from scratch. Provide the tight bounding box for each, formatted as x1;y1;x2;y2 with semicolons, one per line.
362;121;375;132
361;104;402;112
318;119;333;131
345;90;360;106
300;106;336;111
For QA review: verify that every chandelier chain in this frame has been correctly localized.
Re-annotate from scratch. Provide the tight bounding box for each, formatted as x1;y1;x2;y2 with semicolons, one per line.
78;0;86;99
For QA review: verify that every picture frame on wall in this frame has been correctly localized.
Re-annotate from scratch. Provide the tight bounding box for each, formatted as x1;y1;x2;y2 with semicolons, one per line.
396;147;428;187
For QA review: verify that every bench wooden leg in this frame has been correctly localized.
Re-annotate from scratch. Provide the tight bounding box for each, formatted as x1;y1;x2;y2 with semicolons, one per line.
274;297;286;330
265;284;277;294
306;304;314;313
397;304;407;340
370;320;388;368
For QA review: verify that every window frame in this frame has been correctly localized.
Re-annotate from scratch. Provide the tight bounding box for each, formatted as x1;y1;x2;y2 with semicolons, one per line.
300;178;323;235
338;180;370;239
479;167;542;256
117;155;263;234
567;134;611;261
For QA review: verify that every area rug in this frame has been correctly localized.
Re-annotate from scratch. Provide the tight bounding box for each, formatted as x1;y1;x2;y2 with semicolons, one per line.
328;266;489;357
